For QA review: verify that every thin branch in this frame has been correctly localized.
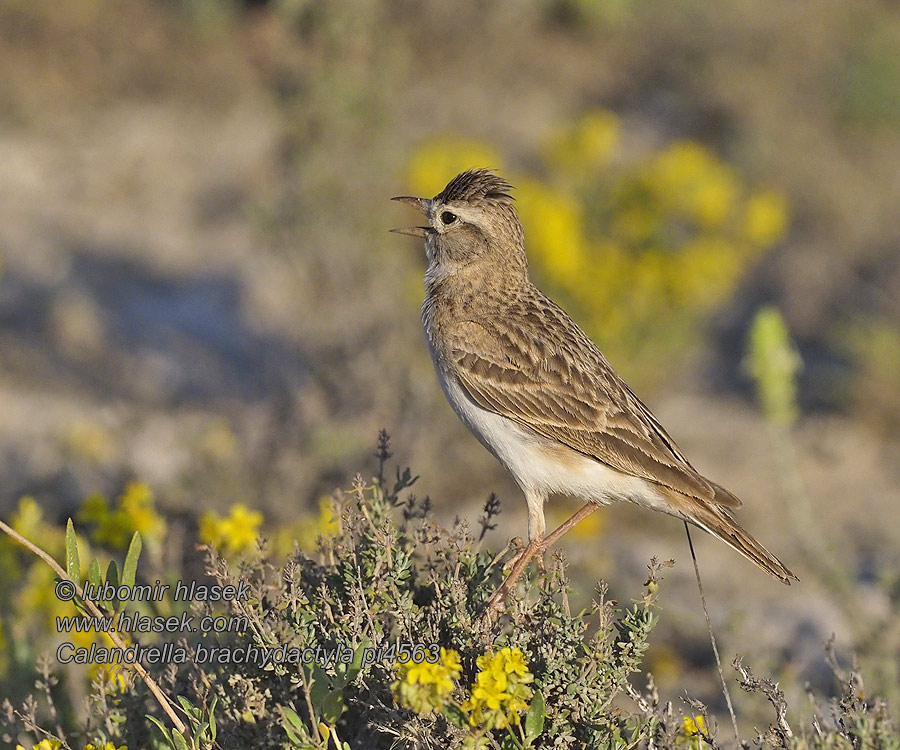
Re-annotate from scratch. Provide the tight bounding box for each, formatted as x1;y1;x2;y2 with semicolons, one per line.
0;517;187;735
684;521;741;746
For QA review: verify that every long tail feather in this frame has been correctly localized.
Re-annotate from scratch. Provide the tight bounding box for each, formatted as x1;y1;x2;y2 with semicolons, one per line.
685;503;797;585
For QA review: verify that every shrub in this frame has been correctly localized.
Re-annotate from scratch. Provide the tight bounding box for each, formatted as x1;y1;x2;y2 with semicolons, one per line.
1;434;897;748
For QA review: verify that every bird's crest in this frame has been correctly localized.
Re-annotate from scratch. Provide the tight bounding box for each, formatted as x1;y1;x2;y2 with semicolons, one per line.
435;169;515;205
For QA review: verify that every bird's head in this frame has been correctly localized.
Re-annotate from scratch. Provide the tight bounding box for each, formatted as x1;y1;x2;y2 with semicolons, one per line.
392;169;527;277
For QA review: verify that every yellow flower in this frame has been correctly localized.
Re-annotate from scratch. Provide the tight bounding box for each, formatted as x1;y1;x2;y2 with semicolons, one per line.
84;743;127;750
682;714;705;734
62;420;116;465
403;128;790;397
11;496;47;542
31;741;62;750
743;189;788;246
392;647;462;715
517;179;588;287
79;482;165;550
119;482;165;540
679;715;707;748
280;496;340;553
462;647;533;730
199;504;263;554
544;109;620;177
407;137;502;198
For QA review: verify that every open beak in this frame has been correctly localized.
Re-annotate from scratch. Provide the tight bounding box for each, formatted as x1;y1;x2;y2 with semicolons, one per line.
390;226;431;238
391;195;432;237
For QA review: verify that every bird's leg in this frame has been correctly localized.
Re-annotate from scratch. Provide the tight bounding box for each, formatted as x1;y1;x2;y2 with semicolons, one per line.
503;491;547;574
537;501;600;550
482;502;600;625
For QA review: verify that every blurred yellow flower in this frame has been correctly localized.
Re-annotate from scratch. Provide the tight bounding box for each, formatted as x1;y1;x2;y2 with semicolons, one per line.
743;189;788;246
392;647;462;715
199;503;263;554
119;482;165;540
544;109;620;176
84;743;127;750
11;496;48;544
199;420;238;462
517;178;588;286
273;496;339;555
407;137;502;198
79;482;165;550
62;420;116;465
405;120;791;394
650;141;738;228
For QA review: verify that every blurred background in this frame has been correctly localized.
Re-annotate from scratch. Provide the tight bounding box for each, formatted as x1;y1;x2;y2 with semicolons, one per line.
1;0;899;736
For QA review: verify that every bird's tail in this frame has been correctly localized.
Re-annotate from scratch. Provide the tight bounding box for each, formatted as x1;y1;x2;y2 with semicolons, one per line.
685;502;798;585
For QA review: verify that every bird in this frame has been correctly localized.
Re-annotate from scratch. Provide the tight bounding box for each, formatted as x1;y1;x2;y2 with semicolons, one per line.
392;168;796;613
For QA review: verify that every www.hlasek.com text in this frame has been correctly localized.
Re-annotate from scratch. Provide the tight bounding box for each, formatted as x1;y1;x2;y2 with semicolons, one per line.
56;610;248;635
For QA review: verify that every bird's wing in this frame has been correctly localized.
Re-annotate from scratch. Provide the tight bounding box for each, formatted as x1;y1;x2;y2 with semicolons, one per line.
445;311;741;508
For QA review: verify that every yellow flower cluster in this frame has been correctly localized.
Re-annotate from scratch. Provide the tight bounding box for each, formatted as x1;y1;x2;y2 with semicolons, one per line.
461;647;534;730
392;647;462;715
79;481;166;550
405;113;790;392
679;714;707;748
199;503;264;554
15;740;94;750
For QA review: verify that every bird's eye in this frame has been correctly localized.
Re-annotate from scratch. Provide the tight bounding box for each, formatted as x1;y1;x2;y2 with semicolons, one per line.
440;211;457;225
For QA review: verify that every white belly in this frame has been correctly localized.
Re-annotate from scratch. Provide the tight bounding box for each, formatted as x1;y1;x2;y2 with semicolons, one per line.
436;368;674;515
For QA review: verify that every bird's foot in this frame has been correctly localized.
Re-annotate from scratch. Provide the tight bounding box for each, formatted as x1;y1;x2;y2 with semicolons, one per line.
502;537;549;575
481;537;548;626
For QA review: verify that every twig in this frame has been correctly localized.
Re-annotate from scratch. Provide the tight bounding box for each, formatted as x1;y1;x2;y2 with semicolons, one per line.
0;517;187;735
733;657;793;739
684;521;740;745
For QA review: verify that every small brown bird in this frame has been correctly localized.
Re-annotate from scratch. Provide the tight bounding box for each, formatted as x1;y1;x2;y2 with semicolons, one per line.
393;168;796;611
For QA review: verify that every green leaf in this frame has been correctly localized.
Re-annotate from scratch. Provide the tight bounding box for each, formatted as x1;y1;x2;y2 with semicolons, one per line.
171;729;189;750
282;706;307;734
309;663;330;710
208;695;218;742
88;558;102;589
346;638;371;683
441;702;468;729
65;519;81;585
147;715;172;745
105;560;119;610
176;696;202;724
321;689;345;724
524;690;545;743
283;723;301;744
123;531;142;588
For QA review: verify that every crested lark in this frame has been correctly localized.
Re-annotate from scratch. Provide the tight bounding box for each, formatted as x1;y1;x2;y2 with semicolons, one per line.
393;168;796;613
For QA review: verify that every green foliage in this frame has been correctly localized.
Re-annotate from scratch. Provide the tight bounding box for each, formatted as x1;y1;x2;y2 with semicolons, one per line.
840;320;900;433
835;25;900;129
746;306;802;427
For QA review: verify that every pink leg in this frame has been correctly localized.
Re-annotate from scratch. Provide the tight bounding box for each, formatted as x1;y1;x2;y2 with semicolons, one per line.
481;503;600;624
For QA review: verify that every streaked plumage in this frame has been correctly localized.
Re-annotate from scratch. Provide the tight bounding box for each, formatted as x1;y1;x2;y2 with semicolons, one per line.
393;168;796;585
